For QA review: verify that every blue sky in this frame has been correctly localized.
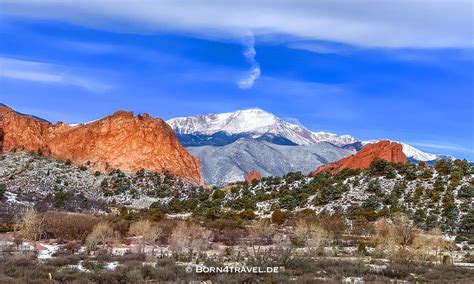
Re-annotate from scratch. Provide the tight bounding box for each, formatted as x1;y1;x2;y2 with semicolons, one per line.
0;1;473;159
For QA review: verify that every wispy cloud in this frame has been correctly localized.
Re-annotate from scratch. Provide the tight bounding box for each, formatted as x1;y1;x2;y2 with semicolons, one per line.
237;35;261;89
408;141;474;153
285;117;303;126
1;1;472;48
0;57;112;92
287;42;351;55
56;40;121;54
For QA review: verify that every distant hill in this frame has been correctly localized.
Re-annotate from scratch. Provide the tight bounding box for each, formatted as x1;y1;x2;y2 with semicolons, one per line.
188;139;354;185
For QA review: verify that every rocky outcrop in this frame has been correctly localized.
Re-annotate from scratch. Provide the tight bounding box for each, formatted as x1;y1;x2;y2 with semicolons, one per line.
0;105;203;184
246;170;262;184
312;140;406;174
0;128;4;152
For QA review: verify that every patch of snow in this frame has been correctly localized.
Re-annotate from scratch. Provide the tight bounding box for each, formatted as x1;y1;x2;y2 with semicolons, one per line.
37;243;60;259
105;261;119;270
167;212;192;219
111;247;129;256
5;192;31;206
342;276;364;283
68;119;99;127
367;264;387;272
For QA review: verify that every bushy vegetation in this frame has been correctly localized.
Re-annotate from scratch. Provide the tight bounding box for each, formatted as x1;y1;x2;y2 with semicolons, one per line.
0;183;6;200
2;209;473;283
1;152;473;283
139;159;473;240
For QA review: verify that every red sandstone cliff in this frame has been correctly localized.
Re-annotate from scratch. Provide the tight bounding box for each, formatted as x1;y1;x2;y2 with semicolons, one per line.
312;140;406;174
246;170;262;184
0;105;203;184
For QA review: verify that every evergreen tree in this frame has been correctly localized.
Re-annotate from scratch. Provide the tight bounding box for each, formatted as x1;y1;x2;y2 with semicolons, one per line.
460;209;474;234
413;208;427;227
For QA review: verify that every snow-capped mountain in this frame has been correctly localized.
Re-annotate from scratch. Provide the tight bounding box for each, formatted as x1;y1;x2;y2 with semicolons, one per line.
362;140;443;162
167;108;449;165
167;108;358;147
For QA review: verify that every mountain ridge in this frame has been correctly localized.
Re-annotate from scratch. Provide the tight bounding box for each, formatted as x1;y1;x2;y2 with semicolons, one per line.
187;138;354;185
167;108;358;147
167;108;450;162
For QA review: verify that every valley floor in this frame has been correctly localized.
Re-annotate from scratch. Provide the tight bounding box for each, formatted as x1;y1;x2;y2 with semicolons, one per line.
0;213;473;284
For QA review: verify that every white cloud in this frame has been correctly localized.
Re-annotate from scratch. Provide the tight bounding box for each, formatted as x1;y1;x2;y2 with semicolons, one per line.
409;142;474;153
237;66;261;89
285;117;303;126
287;42;351;54
238;35;261;89
1;0;472;48
0;57;112;92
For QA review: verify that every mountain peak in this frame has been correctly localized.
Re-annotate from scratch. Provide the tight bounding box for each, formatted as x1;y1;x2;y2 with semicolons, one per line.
234;108;269;114
167;108;357;146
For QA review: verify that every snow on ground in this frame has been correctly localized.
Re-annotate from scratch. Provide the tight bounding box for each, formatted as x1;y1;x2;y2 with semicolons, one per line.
18;241;60;259
5;192;31;206
105;261;119;270
70;261;120;272
342;276;364;283
166;212;192;219
37;243;60;259
111;247;130;256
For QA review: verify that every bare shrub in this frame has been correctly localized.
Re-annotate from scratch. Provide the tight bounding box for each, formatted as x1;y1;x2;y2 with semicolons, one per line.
43;212;100;241
169;221;211;260
374;217;414;266
411;228;451;264
294;220;330;256
268;231;293;265
392;214;417;248
86;222;115;251
207;219;244;246
316;213;348;240
247;219;276;261
129;220;162;253
373;214;452;271
350;215;374;236
14;208;45;241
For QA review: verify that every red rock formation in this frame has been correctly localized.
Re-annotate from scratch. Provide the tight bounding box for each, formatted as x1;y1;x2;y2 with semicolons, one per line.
0;105;203;184
312;140;406;175
246;170;262;184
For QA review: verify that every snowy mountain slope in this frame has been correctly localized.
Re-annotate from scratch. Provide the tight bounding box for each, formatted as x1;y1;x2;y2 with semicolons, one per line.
187;139;355;185
167;108;447;163
175;131;298;147
401;143;438;161
167;108;358;146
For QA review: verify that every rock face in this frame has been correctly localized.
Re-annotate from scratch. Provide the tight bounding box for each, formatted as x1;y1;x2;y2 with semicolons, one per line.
0;105;203;184
313;140;406;174
246;170;262;184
